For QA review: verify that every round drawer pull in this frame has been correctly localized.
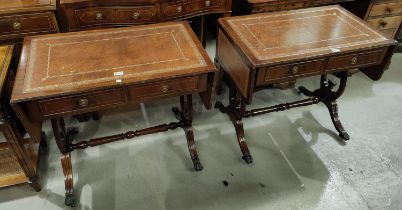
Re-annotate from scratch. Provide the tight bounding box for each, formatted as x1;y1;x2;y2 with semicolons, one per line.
205;0;211;7
290;66;299;74
176;6;183;13
12;21;21;30
95;12;103;20
78;98;89;107
379;21;388;28
386;8;393;14
132;12;140;20
351;57;358;65
161;85;170;93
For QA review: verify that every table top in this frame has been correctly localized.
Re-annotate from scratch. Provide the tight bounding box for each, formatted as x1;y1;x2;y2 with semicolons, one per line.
218;5;396;67
0;0;56;14
11;22;214;103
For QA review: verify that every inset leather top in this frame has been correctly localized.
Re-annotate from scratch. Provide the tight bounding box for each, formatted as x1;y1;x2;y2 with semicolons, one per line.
218;5;396;67
11;22;214;102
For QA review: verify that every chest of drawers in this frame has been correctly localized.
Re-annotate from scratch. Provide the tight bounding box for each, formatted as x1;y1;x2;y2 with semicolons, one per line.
57;0;232;32
0;0;59;44
365;0;402;50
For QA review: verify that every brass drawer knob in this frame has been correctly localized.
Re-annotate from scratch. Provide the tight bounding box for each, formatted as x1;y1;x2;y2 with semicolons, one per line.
12;21;21;30
176;6;182;13
351;57;358;65
386;8;393;14
95;12;103;20
290;66;299;74
132;12;140;20
78;98;89;107
379;21;388;28
205;0;211;7
161;85;170;93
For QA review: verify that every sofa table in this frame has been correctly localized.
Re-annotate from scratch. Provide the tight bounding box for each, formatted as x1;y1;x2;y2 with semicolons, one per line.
11;22;215;206
215;6;396;163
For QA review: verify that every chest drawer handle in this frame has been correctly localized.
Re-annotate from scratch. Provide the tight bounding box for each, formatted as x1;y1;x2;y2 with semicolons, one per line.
95;12;103;20
78;98;89;107
161;85;170;93
351;57;358;65
205;0;211;7
12;21;21;30
176;6;182;13
290;66;299;74
379;21;388;28
132;12;140;20
386;8;393;14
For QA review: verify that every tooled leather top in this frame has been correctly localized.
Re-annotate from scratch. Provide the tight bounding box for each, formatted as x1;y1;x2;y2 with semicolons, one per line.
11;22;214;102
218;5;396;67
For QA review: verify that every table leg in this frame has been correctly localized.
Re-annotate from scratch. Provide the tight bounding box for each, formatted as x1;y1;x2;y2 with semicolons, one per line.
215;85;253;163
61;153;74;207
299;72;349;140
51;118;77;206
214;58;225;95
173;95;203;171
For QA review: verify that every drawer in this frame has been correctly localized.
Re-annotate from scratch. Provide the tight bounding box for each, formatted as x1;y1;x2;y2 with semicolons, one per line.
256;59;325;85
162;0;224;19
76;6;158;28
38;88;127;117
367;16;402;30
379;28;397;38
129;76;205;102
76;7;116;28
253;3;306;13
114;7;157;24
325;48;388;71
369;2;402;17
0;12;58;41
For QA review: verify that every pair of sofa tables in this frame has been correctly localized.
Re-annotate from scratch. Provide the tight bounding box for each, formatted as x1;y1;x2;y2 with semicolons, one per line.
6;5;397;206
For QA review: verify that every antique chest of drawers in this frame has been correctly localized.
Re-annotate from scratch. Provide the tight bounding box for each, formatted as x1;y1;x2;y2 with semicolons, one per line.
0;0;59;44
365;0;402;50
57;0;232;31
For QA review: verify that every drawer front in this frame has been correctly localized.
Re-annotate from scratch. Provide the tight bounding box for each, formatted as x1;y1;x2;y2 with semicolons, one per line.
76;8;115;27
369;2;402;17
0;12;58;40
129;76;203;102
379;28;397;38
39;88;127;116
76;6;157;28
252;2;306;13
256;59;325;85
162;0;224;19
367;16;402;30
251;0;341;13
114;7;157;23
325;48;387;71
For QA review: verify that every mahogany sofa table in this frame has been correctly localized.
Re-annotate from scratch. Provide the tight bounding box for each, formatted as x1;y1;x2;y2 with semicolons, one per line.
215;5;396;163
10;22;215;206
